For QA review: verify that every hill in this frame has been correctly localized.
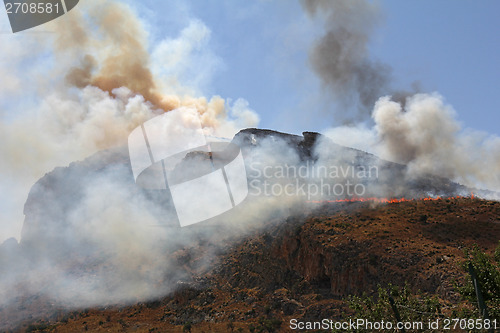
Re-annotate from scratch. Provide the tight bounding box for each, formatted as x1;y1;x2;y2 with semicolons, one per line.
4;198;500;332
1;129;498;332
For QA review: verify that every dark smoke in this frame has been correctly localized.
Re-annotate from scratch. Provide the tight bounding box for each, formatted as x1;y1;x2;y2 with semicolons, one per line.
301;0;391;123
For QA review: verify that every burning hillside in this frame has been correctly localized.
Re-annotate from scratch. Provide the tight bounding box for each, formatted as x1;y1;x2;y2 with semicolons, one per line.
3;192;499;332
307;194;473;204
0;128;498;331
0;0;499;332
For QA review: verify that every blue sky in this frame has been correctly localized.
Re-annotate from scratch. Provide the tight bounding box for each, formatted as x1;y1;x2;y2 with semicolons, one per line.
374;1;500;135
133;0;499;136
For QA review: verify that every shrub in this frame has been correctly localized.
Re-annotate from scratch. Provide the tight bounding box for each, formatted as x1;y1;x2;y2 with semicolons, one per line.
345;284;441;332
457;242;500;320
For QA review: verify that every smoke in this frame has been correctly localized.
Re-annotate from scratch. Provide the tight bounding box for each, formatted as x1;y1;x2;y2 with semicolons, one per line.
301;0;391;122
0;0;259;240
12;164;176;306
0;0;498;328
0;0;263;324
323;93;500;192
57;1;165;110
372;94;500;191
301;0;500;192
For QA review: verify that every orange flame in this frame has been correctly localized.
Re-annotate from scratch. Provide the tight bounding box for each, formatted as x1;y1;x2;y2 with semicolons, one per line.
307;194;474;204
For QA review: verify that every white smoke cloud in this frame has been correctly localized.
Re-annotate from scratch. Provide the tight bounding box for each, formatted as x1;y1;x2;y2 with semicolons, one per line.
323;93;500;193
151;19;223;96
0;0;263;325
0;0;259;243
371;93;500;191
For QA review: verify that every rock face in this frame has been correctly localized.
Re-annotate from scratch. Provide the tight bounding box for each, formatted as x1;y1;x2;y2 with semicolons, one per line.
155;198;499;331
210;197;500;296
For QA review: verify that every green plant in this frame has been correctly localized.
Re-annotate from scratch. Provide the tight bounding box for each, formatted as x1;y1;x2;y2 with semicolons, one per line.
344;284;442;332
339;243;500;332
457;242;500;320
